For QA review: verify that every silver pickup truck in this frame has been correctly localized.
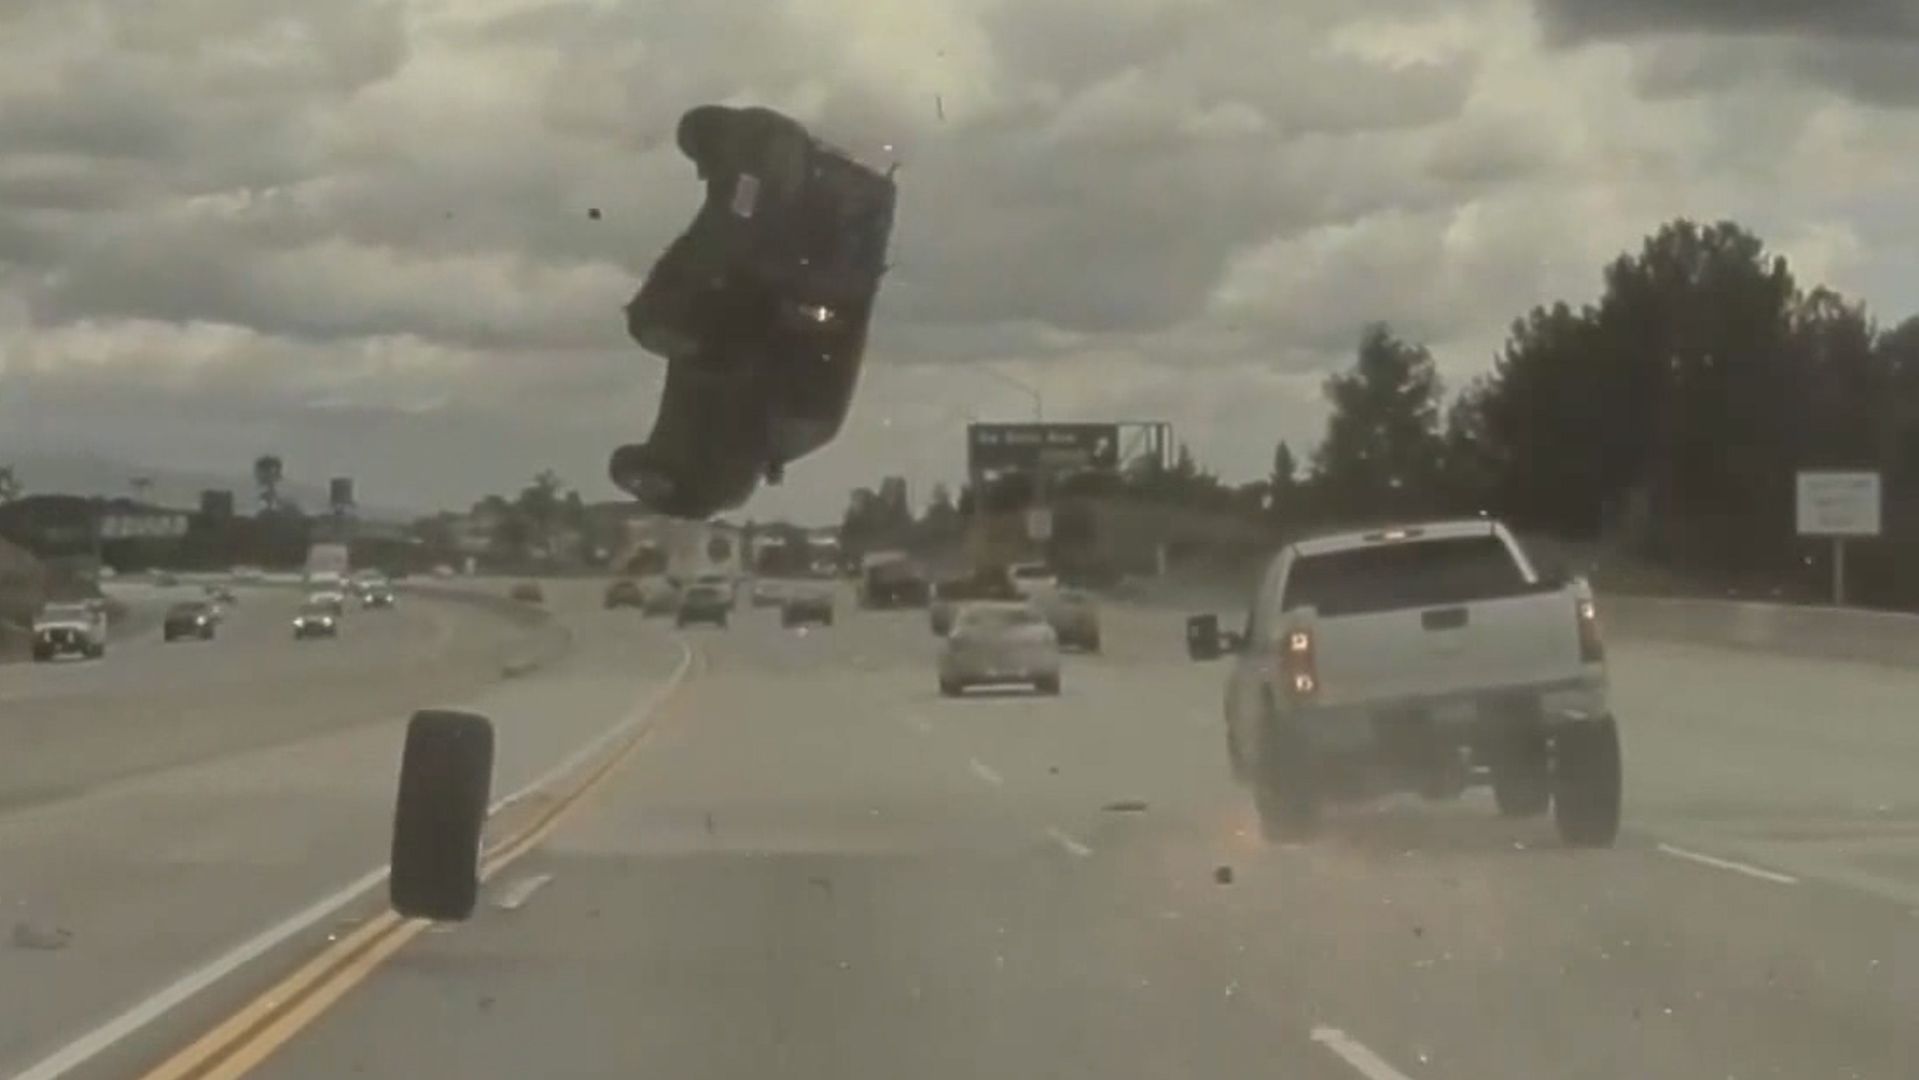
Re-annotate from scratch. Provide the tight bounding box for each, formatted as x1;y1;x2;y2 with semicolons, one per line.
1187;519;1619;847
33;600;109;661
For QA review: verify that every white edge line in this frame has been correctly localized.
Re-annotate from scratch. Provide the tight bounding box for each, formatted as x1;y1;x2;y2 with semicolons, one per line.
968;758;1004;786
1044;826;1093;858
1311;1025;1418;1080
491;872;556;912
1657;842;1799;885
13;638;694;1080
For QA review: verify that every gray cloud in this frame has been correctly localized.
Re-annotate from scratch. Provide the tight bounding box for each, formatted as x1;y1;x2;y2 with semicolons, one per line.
1534;0;1919;44
0;0;1915;512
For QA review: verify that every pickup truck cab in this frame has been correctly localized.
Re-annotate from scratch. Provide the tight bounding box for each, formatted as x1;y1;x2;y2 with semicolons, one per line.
1187;520;1618;846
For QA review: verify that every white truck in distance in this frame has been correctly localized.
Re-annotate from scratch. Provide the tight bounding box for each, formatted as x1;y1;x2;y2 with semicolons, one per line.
1187;519;1619;846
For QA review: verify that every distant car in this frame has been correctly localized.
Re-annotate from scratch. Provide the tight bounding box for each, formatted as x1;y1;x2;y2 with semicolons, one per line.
780;589;835;628
362;586;397;610
938;601;1061;697
1009;562;1059;599
433;564;458;579
510;582;545;604
676;584;731;628
292;601;340;639
163;601;218;642
32;602;108;661
307;590;348;617
751;579;785;609
204;584;237;607
152;571;178;587
604;579;645;609
640;578;680;617
930;568;1019;636
230;566;265;583
1037;588;1102;653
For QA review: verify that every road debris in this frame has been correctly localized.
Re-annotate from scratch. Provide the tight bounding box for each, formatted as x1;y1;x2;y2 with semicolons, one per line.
1214;865;1234;885
1102;800;1148;813
13;921;72;950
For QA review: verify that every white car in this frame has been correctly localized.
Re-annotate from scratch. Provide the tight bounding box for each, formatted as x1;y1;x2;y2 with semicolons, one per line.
1008;562;1059;599
32;601;108;661
1190;519;1617;846
938;601;1061;697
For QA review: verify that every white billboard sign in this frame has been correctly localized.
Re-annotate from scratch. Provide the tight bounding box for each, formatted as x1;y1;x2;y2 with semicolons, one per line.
1796;470;1881;538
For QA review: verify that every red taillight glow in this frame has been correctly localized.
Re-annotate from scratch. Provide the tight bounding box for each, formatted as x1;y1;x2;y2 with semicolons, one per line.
1282;628;1319;699
1576;598;1604;662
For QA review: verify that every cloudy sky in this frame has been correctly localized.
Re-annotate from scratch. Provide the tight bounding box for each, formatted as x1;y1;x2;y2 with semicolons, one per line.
2;0;1916;523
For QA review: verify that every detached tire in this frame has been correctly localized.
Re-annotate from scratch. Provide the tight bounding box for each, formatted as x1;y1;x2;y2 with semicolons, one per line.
1554;716;1622;848
391;709;495;921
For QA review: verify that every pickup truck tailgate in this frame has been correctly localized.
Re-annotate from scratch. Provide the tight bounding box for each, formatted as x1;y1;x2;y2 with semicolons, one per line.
1310;591;1582;705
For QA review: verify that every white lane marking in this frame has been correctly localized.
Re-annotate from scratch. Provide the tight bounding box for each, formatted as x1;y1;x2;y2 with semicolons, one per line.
13;639;694;1080
1657;842;1799;885
492;872;555;911
968;758;1004;787
1311;1026;1418;1080
1045;826;1093;858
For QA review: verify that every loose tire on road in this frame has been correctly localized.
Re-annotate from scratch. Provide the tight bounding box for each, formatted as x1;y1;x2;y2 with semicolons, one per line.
1252;709;1318;842
1553;716;1622;848
390;709;495;921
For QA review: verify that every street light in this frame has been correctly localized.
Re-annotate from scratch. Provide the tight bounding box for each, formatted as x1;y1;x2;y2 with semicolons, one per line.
976;366;1043;421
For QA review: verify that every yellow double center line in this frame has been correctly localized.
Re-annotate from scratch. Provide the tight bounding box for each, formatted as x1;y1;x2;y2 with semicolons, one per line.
141;651;702;1080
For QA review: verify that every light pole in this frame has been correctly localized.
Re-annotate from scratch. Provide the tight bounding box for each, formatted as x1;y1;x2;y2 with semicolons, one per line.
977;367;1043;421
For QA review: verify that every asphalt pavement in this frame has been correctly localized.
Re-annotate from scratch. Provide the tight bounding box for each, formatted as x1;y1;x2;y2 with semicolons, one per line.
190;592;1919;1080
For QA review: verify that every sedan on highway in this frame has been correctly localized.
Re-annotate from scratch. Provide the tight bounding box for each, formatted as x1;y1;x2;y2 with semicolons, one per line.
307;590;348;617
938;601;1062;697
510;582;545;604
1036;587;1101;653
292;601;341;640
362;585;397;610
603;579;645;609
163;601;218;642
780;589;835;628
676;584;731;628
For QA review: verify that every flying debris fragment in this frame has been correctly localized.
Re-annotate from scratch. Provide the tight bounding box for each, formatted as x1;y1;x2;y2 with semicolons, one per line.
613;104;899;518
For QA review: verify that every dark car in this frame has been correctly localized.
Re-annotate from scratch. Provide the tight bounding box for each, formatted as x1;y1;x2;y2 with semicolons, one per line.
163;601;217;642
292;602;340;640
604;579;645;609
676;584;732;628
510;582;545;605
780;590;835;628
610;104;898;519
361;587;397;610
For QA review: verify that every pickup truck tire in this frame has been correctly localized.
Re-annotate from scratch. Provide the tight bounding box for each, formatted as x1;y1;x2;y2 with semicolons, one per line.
1492;731;1553;818
939;677;963;697
1253;710;1318;841
1553;716;1621;847
1034;674;1061;696
390;709;495;921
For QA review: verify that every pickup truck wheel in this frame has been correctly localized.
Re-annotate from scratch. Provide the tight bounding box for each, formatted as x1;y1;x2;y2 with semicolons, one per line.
1034;674;1061;696
939;678;963;697
1253;713;1318;841
1553;717;1622;847
390;709;495;921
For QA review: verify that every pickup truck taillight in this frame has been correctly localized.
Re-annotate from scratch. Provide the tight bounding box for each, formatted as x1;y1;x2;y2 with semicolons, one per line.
1281;628;1319;700
1575;598;1605;662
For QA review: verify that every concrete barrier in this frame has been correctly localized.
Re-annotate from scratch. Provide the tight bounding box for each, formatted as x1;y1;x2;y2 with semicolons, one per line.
1598;595;1919;669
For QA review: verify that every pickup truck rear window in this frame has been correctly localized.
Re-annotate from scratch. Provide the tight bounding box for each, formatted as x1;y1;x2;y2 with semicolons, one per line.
1282;536;1532;616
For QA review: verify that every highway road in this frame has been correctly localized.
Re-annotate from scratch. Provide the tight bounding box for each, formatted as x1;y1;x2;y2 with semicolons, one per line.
32;586;1903;1079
